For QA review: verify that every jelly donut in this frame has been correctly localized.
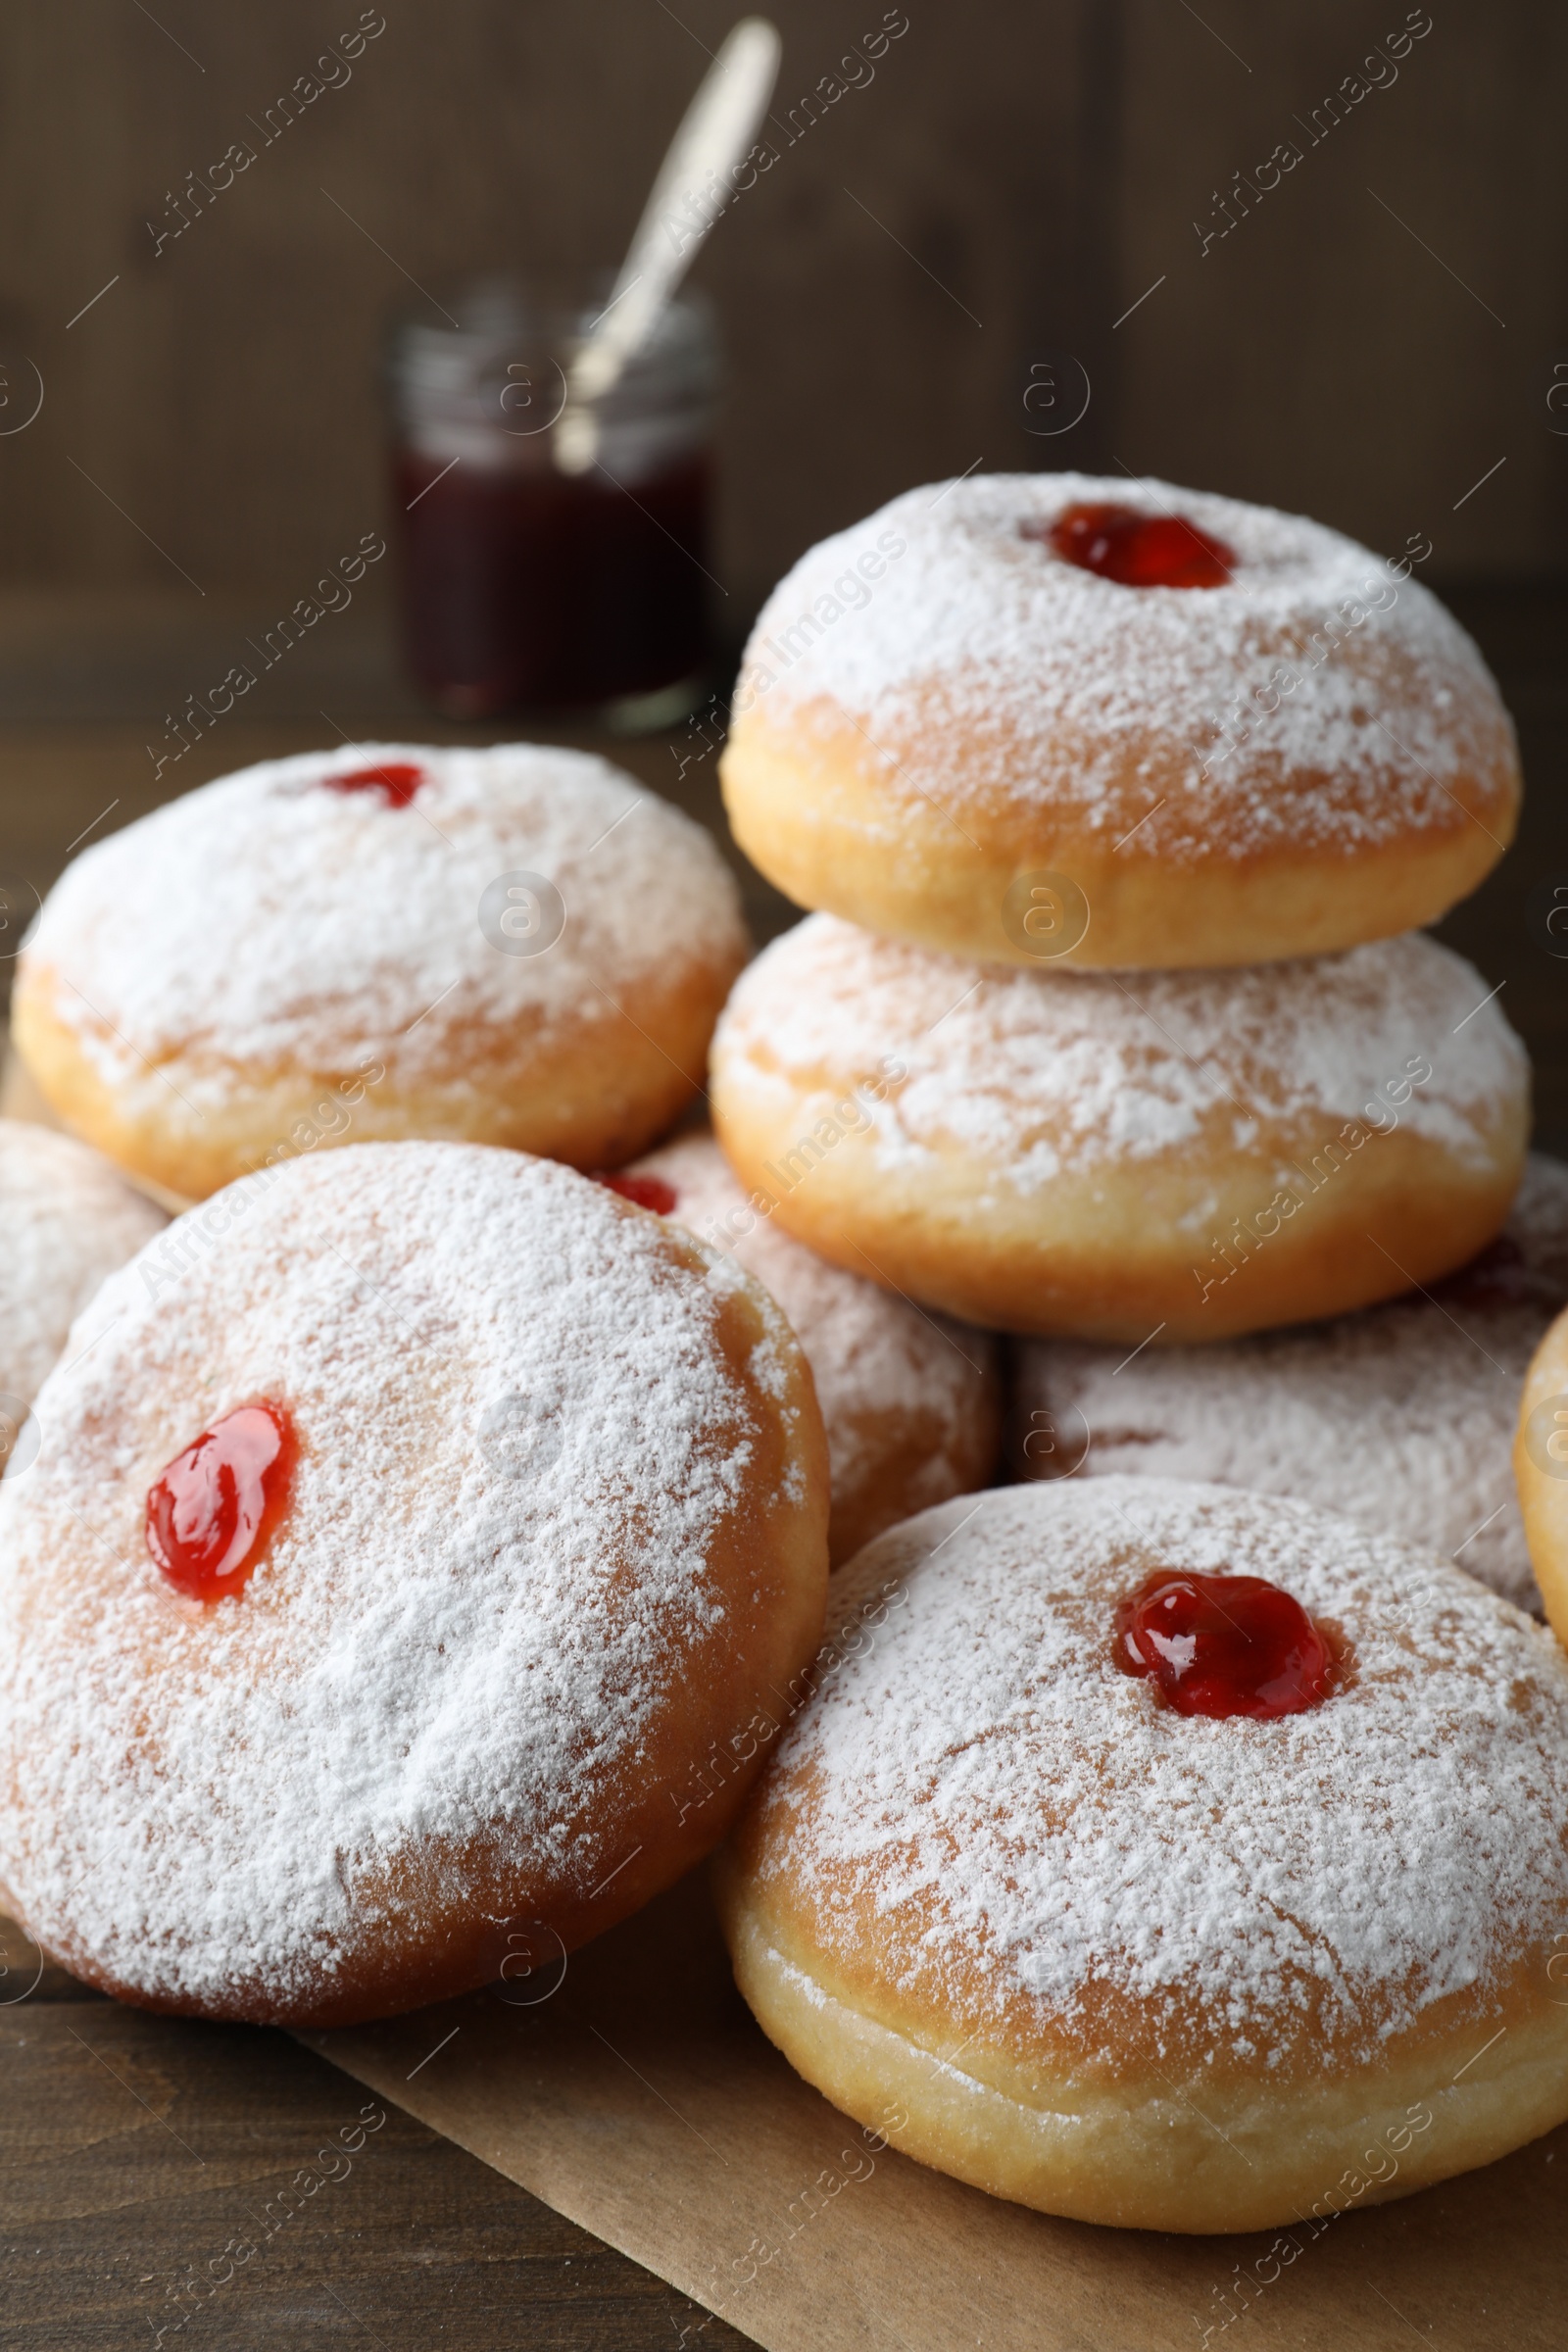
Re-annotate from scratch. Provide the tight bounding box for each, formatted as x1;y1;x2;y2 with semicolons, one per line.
12;743;749;1203
1014;1152;1568;1615
719;474;1518;970
611;1132;1002;1565
714;1478;1568;2233
1510;1290;1568;1653
710;913;1528;1344
0;1142;827;2026
0;1118;165;1410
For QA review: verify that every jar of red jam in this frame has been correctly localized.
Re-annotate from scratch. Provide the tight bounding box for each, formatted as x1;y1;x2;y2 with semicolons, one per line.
387;279;717;723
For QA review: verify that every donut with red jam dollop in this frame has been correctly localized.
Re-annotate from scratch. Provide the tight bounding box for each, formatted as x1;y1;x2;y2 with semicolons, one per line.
14;743;749;1202
717;1478;1568;2232
0;1142;827;2026
720;473;1518;969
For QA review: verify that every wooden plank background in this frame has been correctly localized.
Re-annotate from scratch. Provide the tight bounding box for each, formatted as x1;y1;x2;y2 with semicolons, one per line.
0;1;1561;625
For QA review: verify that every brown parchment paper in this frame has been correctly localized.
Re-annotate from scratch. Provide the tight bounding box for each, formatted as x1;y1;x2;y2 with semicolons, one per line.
299;1870;1568;2352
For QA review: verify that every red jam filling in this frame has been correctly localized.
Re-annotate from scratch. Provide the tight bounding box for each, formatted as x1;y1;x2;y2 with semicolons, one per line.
1039;501;1235;589
321;761;424;808
146;1403;294;1601
1113;1569;1335;1719
591;1171;678;1215
1431;1234;1568;1314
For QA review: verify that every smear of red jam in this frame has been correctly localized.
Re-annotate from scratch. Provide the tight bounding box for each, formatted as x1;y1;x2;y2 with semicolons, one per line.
1430;1234;1568;1315
1037;501;1236;589
591;1171;678;1215
321;761;424;808
146;1403;294;1601
1113;1569;1335;1719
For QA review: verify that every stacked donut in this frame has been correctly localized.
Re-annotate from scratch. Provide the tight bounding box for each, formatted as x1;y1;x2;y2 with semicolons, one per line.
714;472;1527;1348
710;474;1568;2227
711;475;1549;1587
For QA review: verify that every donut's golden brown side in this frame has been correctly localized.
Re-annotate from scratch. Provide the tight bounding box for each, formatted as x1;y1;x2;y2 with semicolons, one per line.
714;1483;1568;2233
13;946;734;1203
720;707;1516;972
713;1864;1568;2235
709;918;1530;1345
714;1079;1522;1344
820;1386;996;1568
0;1146;829;2028
1514;1308;1568;1651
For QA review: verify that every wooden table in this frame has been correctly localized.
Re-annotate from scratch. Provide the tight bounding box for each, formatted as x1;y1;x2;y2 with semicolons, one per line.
0;584;1562;2349
0;1926;752;2350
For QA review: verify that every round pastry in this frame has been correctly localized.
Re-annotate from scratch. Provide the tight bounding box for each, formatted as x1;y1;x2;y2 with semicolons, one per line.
709;913;1528;1344
715;1478;1568;2234
0;1118;165;1412
1013;1152;1568;1614
719;473;1519;970
12;743;749;1203
1512;1296;1568;1654
0;1142;827;2027
612;1132;1002;1566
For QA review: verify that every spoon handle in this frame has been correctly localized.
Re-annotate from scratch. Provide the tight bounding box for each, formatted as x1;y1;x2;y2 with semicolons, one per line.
558;17;780;468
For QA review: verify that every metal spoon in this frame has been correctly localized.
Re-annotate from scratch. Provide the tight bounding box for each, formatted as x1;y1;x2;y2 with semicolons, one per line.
554;17;780;474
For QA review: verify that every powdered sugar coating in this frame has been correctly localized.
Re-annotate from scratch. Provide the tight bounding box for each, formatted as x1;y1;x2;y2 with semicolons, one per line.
1016;1154;1568;1616
736;474;1515;858
0;1142;810;2014
0;1120;165;1404
750;1479;1568;2071
23;743;748;1094
714;914;1525;1189
629;1132;998;1531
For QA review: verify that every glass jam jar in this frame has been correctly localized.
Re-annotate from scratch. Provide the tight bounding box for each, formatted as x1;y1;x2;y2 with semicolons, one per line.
387;278;717;724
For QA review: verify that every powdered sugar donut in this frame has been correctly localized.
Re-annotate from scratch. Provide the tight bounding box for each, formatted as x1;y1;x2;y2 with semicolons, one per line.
0;1142;827;2026
0;1118;165;1411
1511;1291;1568;1654
13;743;749;1202
709;914;1528;1343
720;475;1518;969
1013;1152;1568;1614
715;1479;1568;2233
614;1132;1001;1565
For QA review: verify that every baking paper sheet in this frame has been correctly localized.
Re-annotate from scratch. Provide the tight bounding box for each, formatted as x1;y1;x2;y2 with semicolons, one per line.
300;1870;1568;2352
